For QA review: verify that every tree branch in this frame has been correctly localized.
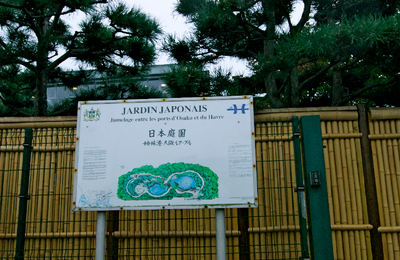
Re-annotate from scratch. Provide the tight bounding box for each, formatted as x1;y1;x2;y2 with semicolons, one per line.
47;100;76;116
237;10;265;37
0;38;7;48
339;76;400;105
89;0;108;5
278;70;290;94
340;57;363;70
3;57;36;72
0;1;23;9
299;62;337;91
19;6;41;38
53;46;116;70
48;4;67;35
49;50;73;71
292;0;312;33
0;0;106;19
26;7;82;19
0;94;33;116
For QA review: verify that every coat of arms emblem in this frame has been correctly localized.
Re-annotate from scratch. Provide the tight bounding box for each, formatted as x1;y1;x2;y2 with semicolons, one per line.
83;108;101;121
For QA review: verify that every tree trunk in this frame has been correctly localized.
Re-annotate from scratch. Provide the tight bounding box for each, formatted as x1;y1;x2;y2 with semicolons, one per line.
264;73;284;108
33;18;50;116
290;66;300;107
331;65;343;106
34;73;49;116
262;3;284;108
35;47;49;116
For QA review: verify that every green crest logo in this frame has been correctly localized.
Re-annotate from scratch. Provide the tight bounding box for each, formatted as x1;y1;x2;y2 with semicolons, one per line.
83;108;101;122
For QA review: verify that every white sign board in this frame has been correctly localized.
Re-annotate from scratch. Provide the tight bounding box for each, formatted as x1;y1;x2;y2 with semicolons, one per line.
73;96;257;211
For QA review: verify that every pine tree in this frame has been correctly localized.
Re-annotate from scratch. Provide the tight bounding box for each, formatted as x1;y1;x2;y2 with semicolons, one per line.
165;0;400;107
163;0;312;107
257;11;400;105
315;0;400;106
0;0;161;116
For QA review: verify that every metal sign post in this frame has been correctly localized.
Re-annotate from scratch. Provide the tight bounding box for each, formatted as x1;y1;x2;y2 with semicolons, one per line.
95;211;106;260
216;209;227;260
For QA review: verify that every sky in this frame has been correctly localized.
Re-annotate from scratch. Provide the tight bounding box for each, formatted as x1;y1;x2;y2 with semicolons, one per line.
130;0;189;64
62;0;304;76
130;0;252;76
62;0;251;75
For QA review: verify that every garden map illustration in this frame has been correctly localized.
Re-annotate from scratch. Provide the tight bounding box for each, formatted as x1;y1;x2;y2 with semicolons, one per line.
117;163;219;200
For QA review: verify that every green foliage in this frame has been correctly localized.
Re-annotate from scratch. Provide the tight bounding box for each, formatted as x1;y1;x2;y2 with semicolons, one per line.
166;0;400;108
163;63;265;100
293;14;400;106
266;15;400;72
0;65;34;116
0;0;162;116
162;63;211;97
163;0;312;108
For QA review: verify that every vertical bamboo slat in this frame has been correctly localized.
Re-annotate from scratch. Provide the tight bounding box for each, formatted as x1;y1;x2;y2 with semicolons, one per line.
353;119;371;260
385;121;400;260
370;120;388;260
347;122;363;260
327;121;344;260
321;121;338;260
374;121;394;260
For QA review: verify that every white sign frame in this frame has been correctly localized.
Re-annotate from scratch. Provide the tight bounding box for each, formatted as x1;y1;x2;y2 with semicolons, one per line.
73;96;257;211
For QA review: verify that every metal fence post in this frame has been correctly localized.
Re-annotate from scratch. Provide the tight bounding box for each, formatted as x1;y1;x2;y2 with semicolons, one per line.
237;208;250;260
106;211;119;260
300;116;334;260
292;116;310;260
14;128;33;260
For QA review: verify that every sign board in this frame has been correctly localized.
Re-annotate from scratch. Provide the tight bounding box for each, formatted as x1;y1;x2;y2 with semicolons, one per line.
73;96;257;211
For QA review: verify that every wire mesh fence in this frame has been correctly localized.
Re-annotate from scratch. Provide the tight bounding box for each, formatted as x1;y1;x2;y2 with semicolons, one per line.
251;119;302;260
0;118;303;259
0;127;97;259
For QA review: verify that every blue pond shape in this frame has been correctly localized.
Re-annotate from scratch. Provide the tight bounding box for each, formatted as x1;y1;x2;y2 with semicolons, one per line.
169;176;196;190
149;184;170;195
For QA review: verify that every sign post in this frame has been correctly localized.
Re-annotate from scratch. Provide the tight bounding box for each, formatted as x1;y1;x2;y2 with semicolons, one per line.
73;96;257;259
95;211;106;260
216;209;227;260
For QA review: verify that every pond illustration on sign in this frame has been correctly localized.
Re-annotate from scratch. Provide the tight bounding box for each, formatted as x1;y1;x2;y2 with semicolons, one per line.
117;163;218;200
78;189;113;208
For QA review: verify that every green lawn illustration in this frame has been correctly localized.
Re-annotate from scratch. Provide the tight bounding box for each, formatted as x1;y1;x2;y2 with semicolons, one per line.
117;163;219;200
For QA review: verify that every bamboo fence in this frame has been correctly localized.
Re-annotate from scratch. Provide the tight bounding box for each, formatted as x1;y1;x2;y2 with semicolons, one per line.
0;119;98;259
369;108;400;260
255;106;372;260
0;106;399;259
319;112;371;260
